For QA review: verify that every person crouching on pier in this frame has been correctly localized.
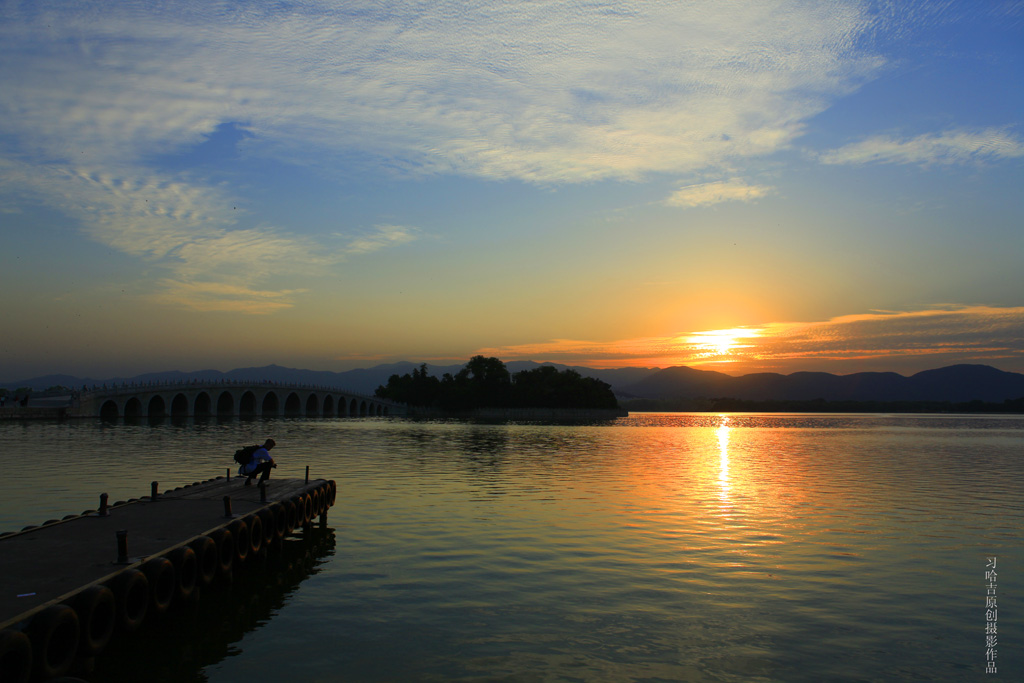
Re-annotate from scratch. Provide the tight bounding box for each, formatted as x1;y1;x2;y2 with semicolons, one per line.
242;438;277;486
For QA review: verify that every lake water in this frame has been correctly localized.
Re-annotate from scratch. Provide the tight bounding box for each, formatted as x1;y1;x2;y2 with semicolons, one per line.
2;413;1021;681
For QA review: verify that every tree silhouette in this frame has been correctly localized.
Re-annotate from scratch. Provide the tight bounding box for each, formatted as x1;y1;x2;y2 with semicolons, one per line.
377;358;619;411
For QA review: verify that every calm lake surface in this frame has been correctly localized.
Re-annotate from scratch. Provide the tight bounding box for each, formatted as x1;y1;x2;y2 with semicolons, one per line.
2;413;1022;681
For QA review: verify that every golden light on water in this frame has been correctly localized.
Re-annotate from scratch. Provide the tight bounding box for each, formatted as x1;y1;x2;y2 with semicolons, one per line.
717;415;731;500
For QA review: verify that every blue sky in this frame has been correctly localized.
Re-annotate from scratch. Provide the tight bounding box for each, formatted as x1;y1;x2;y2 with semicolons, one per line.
1;0;1022;381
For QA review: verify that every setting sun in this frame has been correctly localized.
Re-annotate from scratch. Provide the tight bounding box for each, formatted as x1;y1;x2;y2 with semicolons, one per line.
686;328;762;360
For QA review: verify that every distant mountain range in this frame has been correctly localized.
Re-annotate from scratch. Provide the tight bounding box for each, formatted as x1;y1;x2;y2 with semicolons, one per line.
0;361;658;397
4;362;1024;404
619;364;1024;403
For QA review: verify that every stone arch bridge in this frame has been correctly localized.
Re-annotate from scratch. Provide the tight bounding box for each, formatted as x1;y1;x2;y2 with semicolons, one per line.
67;380;405;419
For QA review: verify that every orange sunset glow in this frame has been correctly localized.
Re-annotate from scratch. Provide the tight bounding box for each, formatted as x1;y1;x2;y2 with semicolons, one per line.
473;305;1024;376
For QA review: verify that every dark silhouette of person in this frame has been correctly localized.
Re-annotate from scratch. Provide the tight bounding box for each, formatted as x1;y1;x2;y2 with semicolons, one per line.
241;438;277;486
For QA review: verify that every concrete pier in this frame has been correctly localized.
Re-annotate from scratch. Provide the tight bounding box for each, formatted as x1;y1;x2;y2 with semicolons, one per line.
0;474;336;681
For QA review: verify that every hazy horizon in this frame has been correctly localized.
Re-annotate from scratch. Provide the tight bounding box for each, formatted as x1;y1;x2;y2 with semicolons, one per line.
5;356;1024;389
2;2;1021;380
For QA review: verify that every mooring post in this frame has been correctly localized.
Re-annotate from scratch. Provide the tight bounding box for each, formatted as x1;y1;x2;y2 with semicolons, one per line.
305;465;309;484
259;481;267;502
151;481;159;500
116;529;128;563
223;496;232;517
226;467;231;480
99;493;109;517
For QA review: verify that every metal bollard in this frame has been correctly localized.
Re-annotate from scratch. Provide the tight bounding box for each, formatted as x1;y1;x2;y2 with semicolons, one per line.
151;481;159;500
305;465;309;484
116;529;128;563
227;467;231;480
99;493;109;517
223;496;232;517
259;481;267;503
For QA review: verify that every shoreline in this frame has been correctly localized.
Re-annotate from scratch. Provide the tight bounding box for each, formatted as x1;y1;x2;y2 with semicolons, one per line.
406;407;629;420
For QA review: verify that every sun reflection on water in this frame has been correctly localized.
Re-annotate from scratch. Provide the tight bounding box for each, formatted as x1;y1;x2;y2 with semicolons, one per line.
717;415;730;502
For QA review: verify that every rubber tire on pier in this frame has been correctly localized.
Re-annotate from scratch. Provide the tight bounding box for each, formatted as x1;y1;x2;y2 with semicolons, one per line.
142;557;176;615
169;545;199;601
293;494;309;526
289;495;305;527
228;519;250;564
245;514;263;555
190;535;219;587
208;529;235;578
304;493;315;524
110;569;148;633
27;604;79;680
311;488;323;517
258;508;276;547
0;628;32;683
71;585;116;657
283;500;297;534
270;503;287;540
328;480;337;506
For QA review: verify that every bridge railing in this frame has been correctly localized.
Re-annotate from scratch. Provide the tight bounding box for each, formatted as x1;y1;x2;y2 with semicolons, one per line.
75;380;399;406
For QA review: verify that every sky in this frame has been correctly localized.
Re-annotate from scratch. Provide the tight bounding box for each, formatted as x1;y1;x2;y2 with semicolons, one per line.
1;0;1022;382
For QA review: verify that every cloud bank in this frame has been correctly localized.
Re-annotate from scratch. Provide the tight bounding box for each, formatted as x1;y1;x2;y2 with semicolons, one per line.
477;306;1024;373
1;1;1015;316
0;1;888;181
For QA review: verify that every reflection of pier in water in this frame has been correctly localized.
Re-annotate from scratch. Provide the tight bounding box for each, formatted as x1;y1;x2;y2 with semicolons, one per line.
92;527;336;682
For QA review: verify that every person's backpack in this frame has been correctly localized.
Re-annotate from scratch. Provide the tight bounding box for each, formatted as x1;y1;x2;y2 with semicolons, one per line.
233;444;261;466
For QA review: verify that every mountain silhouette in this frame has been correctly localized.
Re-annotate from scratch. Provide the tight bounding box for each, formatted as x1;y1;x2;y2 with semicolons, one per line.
5;362;1022;403
621;364;1024;403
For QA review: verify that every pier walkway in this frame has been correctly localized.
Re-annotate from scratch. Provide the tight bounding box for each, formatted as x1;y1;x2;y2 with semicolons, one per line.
0;474;335;681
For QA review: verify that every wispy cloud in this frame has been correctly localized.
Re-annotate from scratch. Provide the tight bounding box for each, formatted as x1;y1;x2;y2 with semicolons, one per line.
151;280;308;315
9;2;876;312
818;128;1024;167
477;306;1024;373
0;156;336;312
342;225;420;256
755;306;1024;362
665;178;774;208
4;1;1006;320
1;1;885;184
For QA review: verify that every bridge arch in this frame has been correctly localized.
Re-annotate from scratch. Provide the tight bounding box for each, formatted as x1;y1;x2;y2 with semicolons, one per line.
195;392;212;417
216;391;234;416
73;381;404;418
124;397;143;418
100;400;119;419
239;390;257;417
147;395;166;417
262;392;280;416
284;392;302;417
171;393;189;417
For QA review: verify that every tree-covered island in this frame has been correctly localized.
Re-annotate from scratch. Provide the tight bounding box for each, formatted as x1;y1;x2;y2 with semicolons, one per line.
375;356;622;415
